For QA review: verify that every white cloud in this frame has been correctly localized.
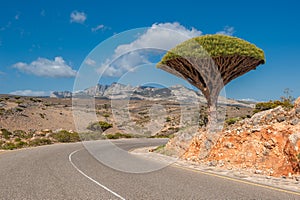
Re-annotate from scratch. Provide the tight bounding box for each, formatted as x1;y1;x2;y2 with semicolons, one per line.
13;56;77;78
85;58;97;66
91;24;105;32
237;98;258;102
9;90;50;97
97;22;202;77
216;26;235;36
70;11;87;24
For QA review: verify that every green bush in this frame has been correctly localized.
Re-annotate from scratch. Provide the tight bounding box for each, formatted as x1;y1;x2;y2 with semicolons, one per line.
15;107;23;112
15;100;23;104
1;129;12;139
0;108;5;115
165;116;171;122
103;113;110;118
253;100;293;114
226;117;240;125
2;142;17;150
15;141;27;148
106;133;133;139
13;130;29;138
29;138;52;146
298;153;300;160
87;121;113;132
52;130;80;143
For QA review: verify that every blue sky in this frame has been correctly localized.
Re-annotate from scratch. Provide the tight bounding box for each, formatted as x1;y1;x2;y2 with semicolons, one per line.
0;0;300;101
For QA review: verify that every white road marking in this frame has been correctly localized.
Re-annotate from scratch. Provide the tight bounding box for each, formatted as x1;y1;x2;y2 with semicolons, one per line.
68;149;126;200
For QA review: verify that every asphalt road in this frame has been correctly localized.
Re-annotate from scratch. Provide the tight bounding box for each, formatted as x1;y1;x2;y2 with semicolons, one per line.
0;138;299;200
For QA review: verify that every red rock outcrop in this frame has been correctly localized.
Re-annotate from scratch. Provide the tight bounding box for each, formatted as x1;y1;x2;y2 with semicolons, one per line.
174;97;300;177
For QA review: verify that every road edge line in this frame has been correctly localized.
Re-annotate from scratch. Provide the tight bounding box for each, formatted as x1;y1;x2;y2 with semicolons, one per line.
68;149;126;200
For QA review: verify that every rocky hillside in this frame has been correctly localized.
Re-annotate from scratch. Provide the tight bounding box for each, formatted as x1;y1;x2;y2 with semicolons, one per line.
51;83;254;108
167;97;300;178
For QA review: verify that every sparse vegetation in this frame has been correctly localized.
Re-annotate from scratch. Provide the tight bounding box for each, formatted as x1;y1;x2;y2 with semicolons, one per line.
15;141;27;148
15;100;24;104
28;138;52;146
1;129;12;139
105;132;133;139
253;100;293;114
226;117;240;125
52;130;80;143
87;121;113;132
15;107;24;112
2;142;17;150
103;113;110;118
165;116;171;122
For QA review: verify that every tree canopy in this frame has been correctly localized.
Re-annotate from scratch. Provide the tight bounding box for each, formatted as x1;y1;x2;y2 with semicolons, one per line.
159;34;265;65
157;34;265;109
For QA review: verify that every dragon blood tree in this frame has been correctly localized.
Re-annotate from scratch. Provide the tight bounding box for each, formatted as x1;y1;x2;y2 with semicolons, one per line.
157;35;265;154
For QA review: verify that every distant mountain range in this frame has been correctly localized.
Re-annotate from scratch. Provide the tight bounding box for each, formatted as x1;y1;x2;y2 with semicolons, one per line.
50;83;254;108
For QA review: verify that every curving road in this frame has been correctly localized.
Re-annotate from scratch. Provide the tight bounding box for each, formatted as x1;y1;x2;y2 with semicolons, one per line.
0;138;299;200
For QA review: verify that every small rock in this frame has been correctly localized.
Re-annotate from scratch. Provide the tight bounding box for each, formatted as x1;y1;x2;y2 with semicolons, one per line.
225;142;234;149
290;118;299;125
295;177;300;181
251;128;261;133
255;170;263;174
42;129;51;133
276;115;286;122
208;160;218;167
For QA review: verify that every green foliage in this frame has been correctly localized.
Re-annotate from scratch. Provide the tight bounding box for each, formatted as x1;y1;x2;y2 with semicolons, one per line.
103;113;110;118
15;141;27;148
199;113;208;127
159;35;265;65
15;100;23;104
1;129;12;139
13;130;32;139
253;100;293;114
165;116;171;122
106;133;133;139
14;137;21;142
297;153;300;160
15;107;23;112
2;142;17;150
0;108;5;115
29;138;52;146
226;117;240;125
14;96;21;100
87;121;113;132
52;130;80;143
